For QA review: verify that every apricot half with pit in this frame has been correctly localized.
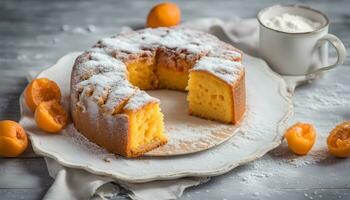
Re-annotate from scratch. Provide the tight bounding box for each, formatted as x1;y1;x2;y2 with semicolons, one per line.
327;121;350;158
34;100;68;133
0;120;28;157
25;78;61;111
284;122;316;155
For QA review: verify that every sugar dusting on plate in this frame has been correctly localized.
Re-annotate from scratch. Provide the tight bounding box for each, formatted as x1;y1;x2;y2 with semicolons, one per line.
63;89;244;157
233;73;350;189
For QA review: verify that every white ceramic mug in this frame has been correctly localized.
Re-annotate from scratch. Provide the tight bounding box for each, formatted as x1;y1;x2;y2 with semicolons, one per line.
257;5;346;79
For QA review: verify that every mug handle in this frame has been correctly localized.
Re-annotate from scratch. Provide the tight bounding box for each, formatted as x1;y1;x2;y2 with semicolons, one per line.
306;34;347;80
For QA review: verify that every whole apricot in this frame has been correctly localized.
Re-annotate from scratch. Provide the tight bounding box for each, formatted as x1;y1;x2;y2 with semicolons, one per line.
147;2;181;28
0;120;28;157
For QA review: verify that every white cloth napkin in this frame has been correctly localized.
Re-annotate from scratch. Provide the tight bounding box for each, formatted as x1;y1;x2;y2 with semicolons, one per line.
43;157;208;200
29;17;271;200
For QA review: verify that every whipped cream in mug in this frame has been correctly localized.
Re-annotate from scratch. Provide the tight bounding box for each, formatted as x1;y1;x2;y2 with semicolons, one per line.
263;13;321;33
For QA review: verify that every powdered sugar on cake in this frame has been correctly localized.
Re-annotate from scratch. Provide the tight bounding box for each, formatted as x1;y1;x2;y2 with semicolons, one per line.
193;57;243;85
124;90;159;111
98;28;233;55
103;83;136;113
72;27;244;114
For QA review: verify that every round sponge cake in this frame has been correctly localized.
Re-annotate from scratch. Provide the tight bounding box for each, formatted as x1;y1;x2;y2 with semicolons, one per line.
70;27;245;157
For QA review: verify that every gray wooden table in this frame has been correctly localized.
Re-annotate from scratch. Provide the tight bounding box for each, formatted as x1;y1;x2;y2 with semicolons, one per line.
0;0;349;199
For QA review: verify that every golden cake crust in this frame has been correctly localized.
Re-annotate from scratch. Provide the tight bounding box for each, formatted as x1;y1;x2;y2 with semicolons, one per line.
232;70;246;124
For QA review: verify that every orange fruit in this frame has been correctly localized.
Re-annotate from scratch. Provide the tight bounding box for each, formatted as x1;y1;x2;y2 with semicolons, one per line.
284;122;316;155
327;121;350;158
34;100;68;133
24;78;61;111
0;120;28;157
147;2;181;28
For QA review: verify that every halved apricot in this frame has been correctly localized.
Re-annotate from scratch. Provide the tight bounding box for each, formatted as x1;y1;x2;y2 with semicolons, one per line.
284;122;316;155
24;78;61;111
0;120;28;157
327;121;350;158
34;100;68;133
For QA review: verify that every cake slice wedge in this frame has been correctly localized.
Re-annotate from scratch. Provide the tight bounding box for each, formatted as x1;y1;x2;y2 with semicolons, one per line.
187;57;245;124
123;90;167;157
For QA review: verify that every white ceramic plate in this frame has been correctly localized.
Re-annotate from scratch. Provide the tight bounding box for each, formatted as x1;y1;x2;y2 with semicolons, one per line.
19;52;292;183
24;52;243;156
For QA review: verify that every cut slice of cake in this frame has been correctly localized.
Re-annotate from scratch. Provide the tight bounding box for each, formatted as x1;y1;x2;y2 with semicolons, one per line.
123;90;167;157
187;57;245;124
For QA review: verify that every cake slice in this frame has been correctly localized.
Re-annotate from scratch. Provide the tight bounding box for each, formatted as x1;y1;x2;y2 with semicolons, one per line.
187;57;245;124
123;90;167;157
